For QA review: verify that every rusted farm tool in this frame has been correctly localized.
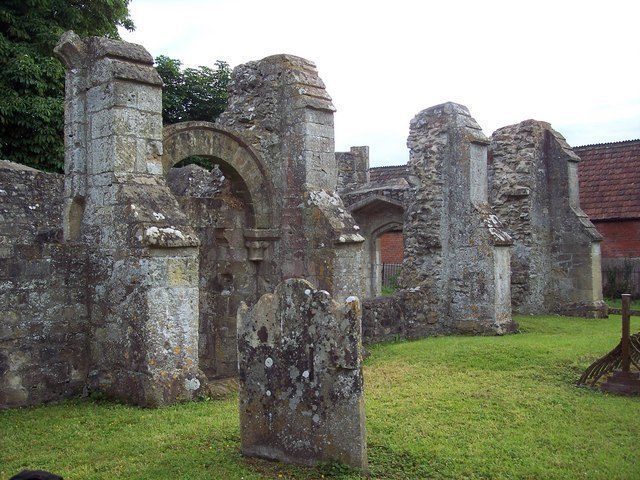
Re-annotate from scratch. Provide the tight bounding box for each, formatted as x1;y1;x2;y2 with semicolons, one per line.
577;294;640;395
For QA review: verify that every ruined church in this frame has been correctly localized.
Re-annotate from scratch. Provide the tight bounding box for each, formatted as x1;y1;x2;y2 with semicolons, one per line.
0;31;606;468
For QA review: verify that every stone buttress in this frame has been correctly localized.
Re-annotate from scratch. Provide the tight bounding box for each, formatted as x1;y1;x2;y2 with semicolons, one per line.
489;120;607;317
55;32;203;406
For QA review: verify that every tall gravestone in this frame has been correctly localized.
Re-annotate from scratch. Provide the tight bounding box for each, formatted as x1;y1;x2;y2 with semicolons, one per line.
55;32;203;406
401;102;516;334
489;120;607;317
217;55;366;301
237;279;367;470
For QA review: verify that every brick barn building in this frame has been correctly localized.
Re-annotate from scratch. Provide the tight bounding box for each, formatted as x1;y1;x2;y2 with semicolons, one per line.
576;139;640;297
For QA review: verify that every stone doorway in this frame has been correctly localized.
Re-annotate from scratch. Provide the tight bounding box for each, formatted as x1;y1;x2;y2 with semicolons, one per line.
348;196;405;297
163;122;278;379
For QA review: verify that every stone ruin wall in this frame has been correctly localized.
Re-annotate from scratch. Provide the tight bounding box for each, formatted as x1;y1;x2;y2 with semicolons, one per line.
1;34;368;409
0;162;89;408
54;32;203;407
336;149;408;298
336;146;370;193
489;120;606;317
167;165;256;379
359;103;516;341
0;30;609;410
337;112;609;343
217;55;366;301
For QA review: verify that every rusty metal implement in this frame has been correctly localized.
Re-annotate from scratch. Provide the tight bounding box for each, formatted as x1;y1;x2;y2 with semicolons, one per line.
577;294;640;395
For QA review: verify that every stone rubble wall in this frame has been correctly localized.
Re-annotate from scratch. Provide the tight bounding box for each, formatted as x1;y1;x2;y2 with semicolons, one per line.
399;102;515;335
0;162;89;408
489;120;607;317
237;279;367;470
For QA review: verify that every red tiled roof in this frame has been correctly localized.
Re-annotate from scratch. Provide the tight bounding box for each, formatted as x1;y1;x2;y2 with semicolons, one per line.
576;139;640;221
369;165;409;183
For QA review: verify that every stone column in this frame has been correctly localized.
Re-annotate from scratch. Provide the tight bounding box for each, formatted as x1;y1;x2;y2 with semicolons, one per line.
489;120;607;317
55;31;203;406
401;102;516;334
237;279;367;470
217;55;365;302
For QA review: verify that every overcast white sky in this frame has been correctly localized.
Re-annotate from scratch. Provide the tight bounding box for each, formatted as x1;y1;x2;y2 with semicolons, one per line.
120;0;640;167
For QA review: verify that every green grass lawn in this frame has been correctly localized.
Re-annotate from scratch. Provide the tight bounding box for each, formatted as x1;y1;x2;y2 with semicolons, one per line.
2;315;639;480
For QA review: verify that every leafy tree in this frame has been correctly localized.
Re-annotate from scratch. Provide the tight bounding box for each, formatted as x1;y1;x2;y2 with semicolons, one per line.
0;0;133;172
155;55;231;125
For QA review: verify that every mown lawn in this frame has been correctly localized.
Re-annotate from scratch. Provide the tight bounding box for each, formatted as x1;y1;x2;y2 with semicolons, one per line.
1;315;639;480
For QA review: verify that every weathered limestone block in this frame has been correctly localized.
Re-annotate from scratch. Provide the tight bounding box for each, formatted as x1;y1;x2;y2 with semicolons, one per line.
218;55;366;301
237;279;367;470
55;31;203;406
401;102;516;334
489;120;607;317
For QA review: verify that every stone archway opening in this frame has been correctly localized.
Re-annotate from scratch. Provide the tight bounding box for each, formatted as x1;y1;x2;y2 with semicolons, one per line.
163;122;279;379
348;196;405;297
373;223;404;295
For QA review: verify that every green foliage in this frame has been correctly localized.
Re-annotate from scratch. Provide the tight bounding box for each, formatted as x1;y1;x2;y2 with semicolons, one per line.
381;274;399;296
0;0;133;172
155;55;230;125
1;315;639;479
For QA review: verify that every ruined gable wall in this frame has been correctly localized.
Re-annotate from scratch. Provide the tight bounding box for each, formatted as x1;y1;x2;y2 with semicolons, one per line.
400;102;515;335
489;120;606;317
0;162;89;408
218;55;365;300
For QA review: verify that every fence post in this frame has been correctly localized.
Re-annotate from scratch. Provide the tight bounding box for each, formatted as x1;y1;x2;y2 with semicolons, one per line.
621;294;631;372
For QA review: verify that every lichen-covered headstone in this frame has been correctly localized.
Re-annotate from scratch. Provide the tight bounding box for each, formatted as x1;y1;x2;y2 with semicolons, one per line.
237;279;367;470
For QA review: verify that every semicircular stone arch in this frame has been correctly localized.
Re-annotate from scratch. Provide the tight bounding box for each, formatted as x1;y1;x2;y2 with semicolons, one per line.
163;121;277;230
371;220;403;240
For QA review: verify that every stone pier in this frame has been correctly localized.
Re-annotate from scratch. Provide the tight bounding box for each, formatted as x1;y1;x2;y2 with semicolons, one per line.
218;55;366;301
54;32;202;406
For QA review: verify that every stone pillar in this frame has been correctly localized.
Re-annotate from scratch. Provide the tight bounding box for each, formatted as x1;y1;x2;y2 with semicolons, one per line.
401;102;516;334
337;146;370;193
217;55;365;302
55;32;203;406
489;120;607;317
237;279;367;470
